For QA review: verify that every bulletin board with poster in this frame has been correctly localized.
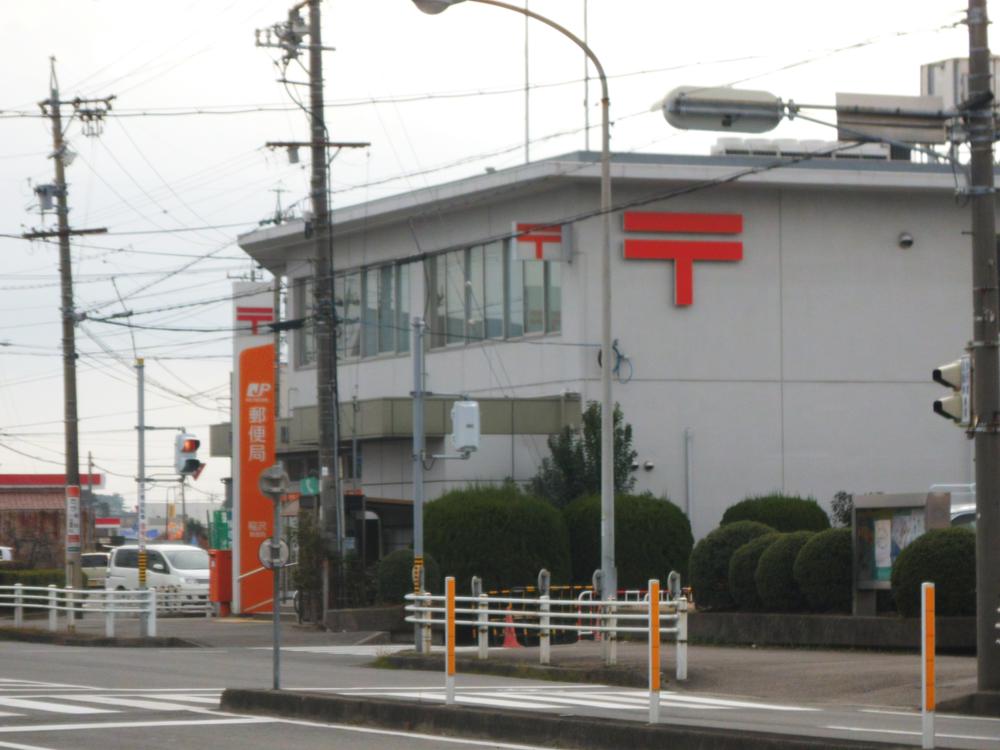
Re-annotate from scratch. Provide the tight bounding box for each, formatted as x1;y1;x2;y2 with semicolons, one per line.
852;492;950;615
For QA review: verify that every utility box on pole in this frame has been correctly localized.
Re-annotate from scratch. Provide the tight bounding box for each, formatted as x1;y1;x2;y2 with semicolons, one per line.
450;401;480;454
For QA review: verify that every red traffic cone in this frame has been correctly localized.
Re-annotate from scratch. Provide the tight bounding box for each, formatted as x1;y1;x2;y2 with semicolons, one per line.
502;604;522;648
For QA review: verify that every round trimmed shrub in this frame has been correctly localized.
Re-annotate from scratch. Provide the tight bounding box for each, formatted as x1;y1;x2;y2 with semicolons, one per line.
891;527;975;618
755;531;814;611
721;494;830;532
728;533;780;611
375;549;441;604
425;484;570;591
689;521;774;610
562;493;693;588
793;528;852;612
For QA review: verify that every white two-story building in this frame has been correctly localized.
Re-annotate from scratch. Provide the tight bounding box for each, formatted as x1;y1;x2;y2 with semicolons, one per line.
225;143;974;543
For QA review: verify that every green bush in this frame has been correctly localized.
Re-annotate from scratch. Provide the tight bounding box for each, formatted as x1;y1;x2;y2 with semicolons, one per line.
891;527;976;618
0;569;62;587
793;528;853;612
425;484;570;591
721;494;830;532
755;531;814;611
375;549;441;605
689;521;774;610
728;533;780;611
562;493;693;588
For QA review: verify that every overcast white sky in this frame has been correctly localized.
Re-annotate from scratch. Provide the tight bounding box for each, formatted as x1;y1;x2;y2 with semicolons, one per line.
0;0;972;510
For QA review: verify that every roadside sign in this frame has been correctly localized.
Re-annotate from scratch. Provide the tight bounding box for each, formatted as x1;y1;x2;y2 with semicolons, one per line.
299;476;319;496
257;537;290;569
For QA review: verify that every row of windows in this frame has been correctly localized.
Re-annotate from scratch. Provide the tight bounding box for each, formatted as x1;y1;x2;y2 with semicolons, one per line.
295;243;561;366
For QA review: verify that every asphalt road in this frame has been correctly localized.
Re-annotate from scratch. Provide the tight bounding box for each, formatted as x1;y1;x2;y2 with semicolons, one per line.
0;635;997;749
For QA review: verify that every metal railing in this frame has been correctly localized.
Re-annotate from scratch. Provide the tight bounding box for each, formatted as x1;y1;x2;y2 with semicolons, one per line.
0;583;210;637
404;577;688;681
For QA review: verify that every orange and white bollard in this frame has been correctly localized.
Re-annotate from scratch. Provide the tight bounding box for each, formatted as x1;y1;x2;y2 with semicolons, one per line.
445;576;456;705
921;581;935;749
648;578;661;723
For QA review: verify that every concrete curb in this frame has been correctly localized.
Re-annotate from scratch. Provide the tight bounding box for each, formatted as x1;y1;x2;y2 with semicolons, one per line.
221;689;909;750
0;626;199;648
372;652;651;688
937;690;1000;717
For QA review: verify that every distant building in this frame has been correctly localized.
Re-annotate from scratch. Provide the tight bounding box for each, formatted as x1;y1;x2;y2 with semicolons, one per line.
221;145;976;541
0;474;101;568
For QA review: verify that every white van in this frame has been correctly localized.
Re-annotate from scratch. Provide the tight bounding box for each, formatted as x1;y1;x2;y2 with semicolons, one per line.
106;544;209;599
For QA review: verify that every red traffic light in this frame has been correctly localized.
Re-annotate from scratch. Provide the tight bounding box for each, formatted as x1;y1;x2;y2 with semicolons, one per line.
181;438;200;452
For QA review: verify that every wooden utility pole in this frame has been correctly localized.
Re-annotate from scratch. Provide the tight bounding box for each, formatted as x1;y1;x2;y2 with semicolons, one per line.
23;58;111;588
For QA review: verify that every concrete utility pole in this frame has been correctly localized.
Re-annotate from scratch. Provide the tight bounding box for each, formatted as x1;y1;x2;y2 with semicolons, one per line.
23;58;111;589
411;317;426;652
965;0;1000;693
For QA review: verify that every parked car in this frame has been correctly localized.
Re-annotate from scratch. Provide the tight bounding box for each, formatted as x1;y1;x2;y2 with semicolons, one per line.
105;544;209;600
80;551;110;589
950;504;976;531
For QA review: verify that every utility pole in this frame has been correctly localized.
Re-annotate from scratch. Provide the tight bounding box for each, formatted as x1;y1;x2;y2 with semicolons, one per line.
257;0;367;612
965;0;1000;694
23;58;112;589
411;317;426;652
136;358;149;637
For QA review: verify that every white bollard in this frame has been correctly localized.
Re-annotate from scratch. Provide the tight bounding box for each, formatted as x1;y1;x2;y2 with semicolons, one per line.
147;589;157;638
539;594;551;665
47;585;57;632
477;594;489;660
66;587;75;632
13;583;22;629
676;598;688;681
105;591;115;638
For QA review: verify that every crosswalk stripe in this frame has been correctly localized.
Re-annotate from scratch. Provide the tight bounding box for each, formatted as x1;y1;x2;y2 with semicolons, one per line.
47;695;205;712
0;698;115;715
140;694;220;705
373;691;562;710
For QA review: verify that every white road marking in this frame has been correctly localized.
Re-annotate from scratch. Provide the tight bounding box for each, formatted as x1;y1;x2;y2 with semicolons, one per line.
141;694;220;705
0;717;275;734
47;694;208;712
258;645;412;656
0;741;60;750
0;698;115;715
272;714;585;749
827;725;1000;742
0;679;95;690
372;691;563;710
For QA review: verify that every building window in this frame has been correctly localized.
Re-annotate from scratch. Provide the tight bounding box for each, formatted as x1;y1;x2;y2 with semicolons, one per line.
397;263;410;353
296;277;317;367
428;242;560;349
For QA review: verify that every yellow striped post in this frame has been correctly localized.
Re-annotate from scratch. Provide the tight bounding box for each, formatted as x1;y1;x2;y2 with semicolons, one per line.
446;576;456;705
921;582;935;749
649;579;660;723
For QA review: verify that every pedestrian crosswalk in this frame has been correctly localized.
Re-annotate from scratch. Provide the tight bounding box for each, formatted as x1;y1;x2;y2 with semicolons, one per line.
0;679;221;721
333;685;818;715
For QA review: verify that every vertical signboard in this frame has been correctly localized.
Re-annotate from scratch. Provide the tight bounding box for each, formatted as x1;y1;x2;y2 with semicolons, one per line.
231;282;276;614
65;486;81;555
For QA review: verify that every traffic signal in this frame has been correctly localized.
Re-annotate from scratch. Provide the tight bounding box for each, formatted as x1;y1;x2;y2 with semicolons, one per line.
933;356;971;426
174;433;202;476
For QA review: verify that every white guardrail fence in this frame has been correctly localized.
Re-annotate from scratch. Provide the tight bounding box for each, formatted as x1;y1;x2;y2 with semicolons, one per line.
406;573;687;722
0;584;211;638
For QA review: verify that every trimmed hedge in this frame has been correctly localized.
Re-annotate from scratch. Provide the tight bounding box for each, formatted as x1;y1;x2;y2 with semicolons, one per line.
425;484;570;591
728;533;780;611
562;493;693;588
375;549;441;604
793;527;852;613
689;521;774;610
891;527;976;618
755;531;814;612
721;494;830;533
0;569;62;587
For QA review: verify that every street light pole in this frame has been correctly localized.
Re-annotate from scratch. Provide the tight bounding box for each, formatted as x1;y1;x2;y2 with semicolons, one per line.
411;0;616;601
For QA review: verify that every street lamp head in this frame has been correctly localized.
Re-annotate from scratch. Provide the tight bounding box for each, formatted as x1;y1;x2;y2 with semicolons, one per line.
658;86;784;134
412;0;465;14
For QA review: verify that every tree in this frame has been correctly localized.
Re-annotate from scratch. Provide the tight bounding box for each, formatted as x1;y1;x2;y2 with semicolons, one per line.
529;401;637;509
